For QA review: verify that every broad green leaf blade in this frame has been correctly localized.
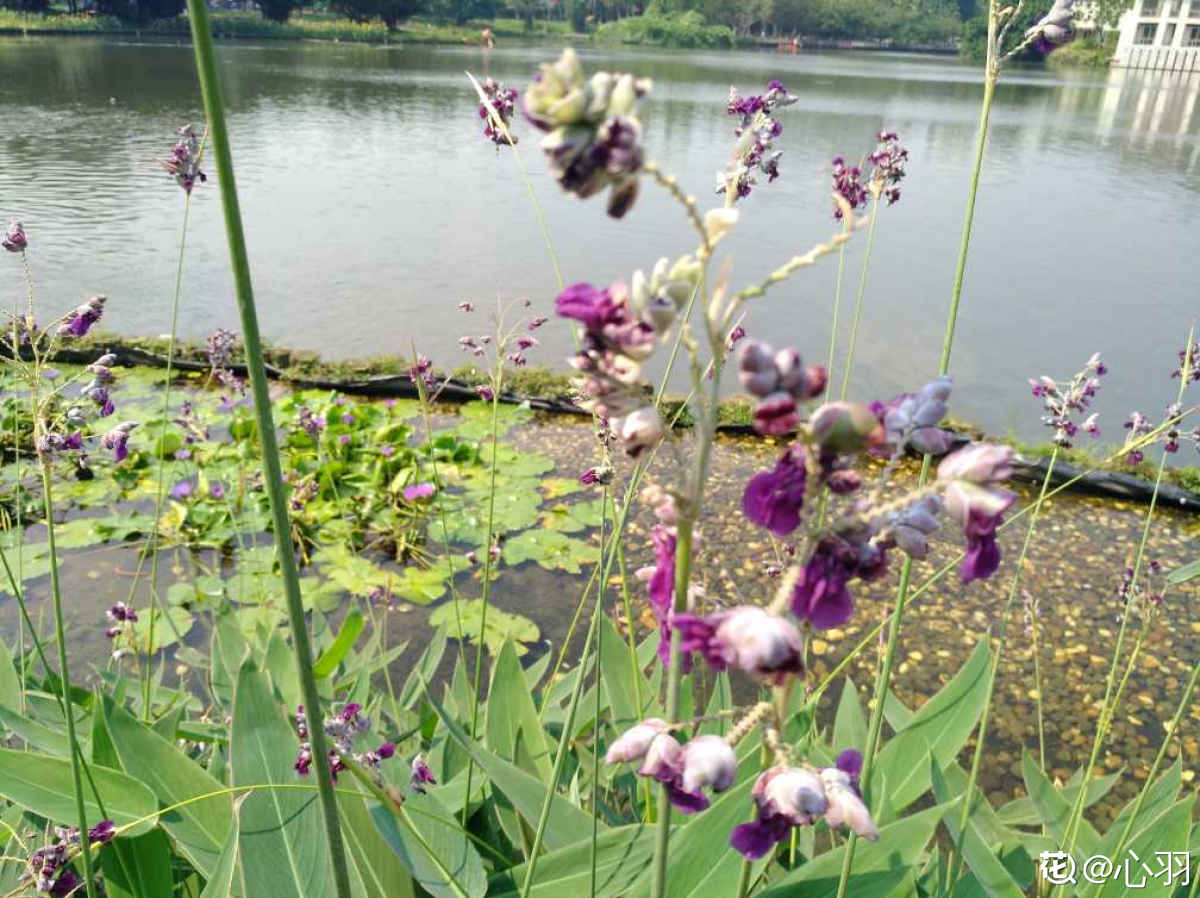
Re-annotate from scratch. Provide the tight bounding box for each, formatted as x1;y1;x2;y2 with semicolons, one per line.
428;686;597;849
1100;758;1182;859
598;615;645;731
487;639;552;780
486;824;655;898
833;676;868;756
870;638;991;811
313;607;365;679
996;768;1121;828
100;829;175;898
102;694;233;876
1020;751;1101;859
930;762;1024;898
198;801;241;898
1166;558;1200;585
756;802;955;897
1097;794;1194;898
370;796;486;898
231;660;337;898
0;746;158;836
339;787;416;898
0;638;20;711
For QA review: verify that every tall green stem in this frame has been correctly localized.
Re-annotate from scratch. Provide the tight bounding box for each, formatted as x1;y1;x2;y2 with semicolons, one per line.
834;23;999;898
142;192;193;720
838;200;880;401
947;446;1058;892
823;226;850;401
40;461;98;898
183;6;352;896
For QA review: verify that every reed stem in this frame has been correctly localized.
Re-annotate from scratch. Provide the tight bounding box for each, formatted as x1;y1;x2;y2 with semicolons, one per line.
183;5;352;894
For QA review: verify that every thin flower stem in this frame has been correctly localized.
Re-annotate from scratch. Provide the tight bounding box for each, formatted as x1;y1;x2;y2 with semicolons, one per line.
39;462;98;898
1056;329;1193;878
590;487;609;898
824;216;852;401
462;377;502;825
834;29;999;893
142;189;193;721
735;858;753;898
838;199;880;401
946;445;1058;894
183;4;352;895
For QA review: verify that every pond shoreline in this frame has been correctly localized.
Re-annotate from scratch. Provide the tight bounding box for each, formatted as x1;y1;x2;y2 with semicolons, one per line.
29;332;1200;513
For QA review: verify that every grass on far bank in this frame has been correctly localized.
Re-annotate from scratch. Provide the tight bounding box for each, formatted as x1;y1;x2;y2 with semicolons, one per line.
0;8;581;43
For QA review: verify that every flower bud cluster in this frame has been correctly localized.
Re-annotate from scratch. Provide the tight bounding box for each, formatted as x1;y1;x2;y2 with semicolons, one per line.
720;80;796;200
1028;353;1105;447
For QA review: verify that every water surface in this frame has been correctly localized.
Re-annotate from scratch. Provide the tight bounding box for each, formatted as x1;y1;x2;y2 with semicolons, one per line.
1;37;1197;439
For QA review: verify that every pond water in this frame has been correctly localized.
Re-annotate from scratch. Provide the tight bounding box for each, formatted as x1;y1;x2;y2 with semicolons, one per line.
0;37;1197;442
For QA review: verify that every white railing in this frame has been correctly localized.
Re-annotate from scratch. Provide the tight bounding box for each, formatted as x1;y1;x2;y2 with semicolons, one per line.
1118;44;1200;68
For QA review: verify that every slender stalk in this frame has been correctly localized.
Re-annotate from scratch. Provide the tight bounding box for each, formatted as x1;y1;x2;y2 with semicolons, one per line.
946;446;1058;892
838;199;880;401
734;858;753;898
142;191;193;720
1056;332;1192;875
824;222;850;401
39;462;97;898
834;21;999;895
183;5;352;895
462;376;502;826
589;488;609;898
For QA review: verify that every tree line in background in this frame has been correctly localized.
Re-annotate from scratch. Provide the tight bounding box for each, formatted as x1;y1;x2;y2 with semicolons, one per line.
0;0;1130;50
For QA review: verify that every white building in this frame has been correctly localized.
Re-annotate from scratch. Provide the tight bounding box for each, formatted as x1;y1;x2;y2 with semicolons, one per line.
1114;0;1200;71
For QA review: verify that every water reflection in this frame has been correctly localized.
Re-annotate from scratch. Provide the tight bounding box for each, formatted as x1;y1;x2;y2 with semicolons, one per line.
0;37;1196;440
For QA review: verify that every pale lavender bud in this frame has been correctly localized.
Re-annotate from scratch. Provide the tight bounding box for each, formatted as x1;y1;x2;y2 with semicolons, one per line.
820;768;877;839
937;443;1014;484
619;406;664;457
606;718;670;764
809;402;886;454
638;732;684;782
2;220;27;252
680;735;737;794
737;340;778;397
762;767;828;823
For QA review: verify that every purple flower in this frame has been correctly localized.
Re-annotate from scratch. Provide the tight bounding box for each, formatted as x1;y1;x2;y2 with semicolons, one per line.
170;480;194;500
673;606;805;683
808;402;886;455
411;754;437;793
820;766;878;839
960;511;1005;583
297;406;325;438
58;295;106;339
646;525;677;666
731;767;829;859
619;406;664;457
162;123;207;193
87;820;116;844
380;444;395;458
210;481;225;499
458;301;474;312
556;282;617;332
2;219;27;252
403;482;436;502
874;376;954;455
787;537;864;629
476;384;495;401
835;749;862;785
742;444;808;536
831;157;868;219
680;735;737;794
100;421;137;462
479;78;519;146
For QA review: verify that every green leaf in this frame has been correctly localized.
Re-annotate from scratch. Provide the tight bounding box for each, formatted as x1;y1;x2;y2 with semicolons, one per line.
1020;750;1101;858
996;768;1121;828
338;786;416;898
232;660;337;897
101;695;233;876
198;800;241;898
130;606;195;654
599;615;644;731
869;638;991;812
1097;794;1194;898
486;825;655;898
427;685;597;850
371;795;486;898
100;829;175;898
930;761;1024;898
1167;558;1200;585
502;529;598;574
0;746;159;836
486;639;552;780
428;600;539;657
833;676;868;756
0;638;19;712
393;565;449;605
756;802;955;897
313;607;365;679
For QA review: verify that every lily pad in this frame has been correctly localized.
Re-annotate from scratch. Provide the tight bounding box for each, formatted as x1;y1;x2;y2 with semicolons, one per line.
501;529;599;574
429;599;539;656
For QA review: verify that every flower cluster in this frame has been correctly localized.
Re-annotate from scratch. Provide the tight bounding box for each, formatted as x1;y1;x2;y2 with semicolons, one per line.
99;421;138;462
831;130;907;219
732;751;875;858
297;405;326;439
720;80;796;200
161;123;207;194
2;219;27;253
524;49;651;218
556;261;698;456
737;339;827;436
868;131;907;205
606;720;738;813
1122;344;1199;463
872;375;955;455
58;295;106;339
293;702;395;782
1172;342;1200;384
104;601;139;660
479;78;519;146
26;820;115;896
1028;353;1105;447
206;327;245;401
1026;0;1077;52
